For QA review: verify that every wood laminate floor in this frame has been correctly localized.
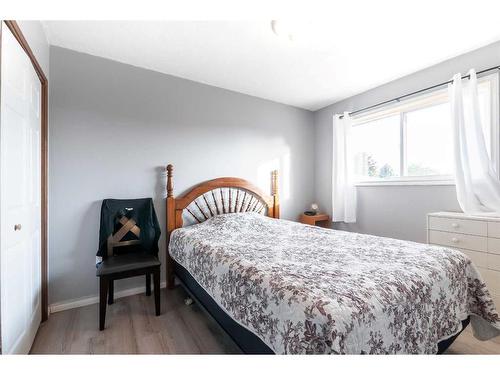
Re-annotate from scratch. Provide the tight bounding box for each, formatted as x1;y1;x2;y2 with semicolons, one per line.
31;287;500;354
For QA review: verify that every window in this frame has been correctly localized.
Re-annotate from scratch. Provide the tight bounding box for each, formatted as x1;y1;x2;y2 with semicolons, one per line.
405;102;453;177
352;115;400;179
351;72;499;185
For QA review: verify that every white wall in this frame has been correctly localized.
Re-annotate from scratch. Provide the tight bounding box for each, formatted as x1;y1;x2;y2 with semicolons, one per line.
314;41;500;243
49;46;314;304
17;21;50;79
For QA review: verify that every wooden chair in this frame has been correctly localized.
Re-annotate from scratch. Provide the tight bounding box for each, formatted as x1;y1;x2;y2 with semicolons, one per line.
96;214;160;330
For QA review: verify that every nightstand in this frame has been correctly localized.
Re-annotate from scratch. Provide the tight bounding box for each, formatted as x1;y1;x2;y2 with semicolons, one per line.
299;213;330;227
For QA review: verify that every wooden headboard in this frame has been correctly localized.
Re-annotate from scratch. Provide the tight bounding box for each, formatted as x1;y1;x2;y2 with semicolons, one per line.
165;164;279;288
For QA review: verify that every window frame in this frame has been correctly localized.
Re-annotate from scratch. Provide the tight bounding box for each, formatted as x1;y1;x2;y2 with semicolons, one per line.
351;72;500;187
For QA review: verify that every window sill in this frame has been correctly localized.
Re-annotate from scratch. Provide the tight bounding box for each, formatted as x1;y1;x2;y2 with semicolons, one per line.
355;179;455;187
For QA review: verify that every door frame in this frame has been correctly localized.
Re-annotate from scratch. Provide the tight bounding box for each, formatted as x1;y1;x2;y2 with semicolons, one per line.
0;20;49;322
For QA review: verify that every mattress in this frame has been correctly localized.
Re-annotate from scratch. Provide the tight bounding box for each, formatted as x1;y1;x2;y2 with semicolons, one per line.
168;212;500;354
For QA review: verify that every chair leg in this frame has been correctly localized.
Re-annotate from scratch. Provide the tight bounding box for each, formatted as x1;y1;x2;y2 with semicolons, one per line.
146;273;151;296
153;269;160;316
108;279;114;305
99;277;108;330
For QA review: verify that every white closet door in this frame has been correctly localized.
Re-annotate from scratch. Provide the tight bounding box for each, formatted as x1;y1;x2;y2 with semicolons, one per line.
0;24;42;354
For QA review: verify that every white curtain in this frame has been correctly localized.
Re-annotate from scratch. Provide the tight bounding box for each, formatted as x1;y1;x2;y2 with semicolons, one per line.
450;69;500;215
332;112;357;223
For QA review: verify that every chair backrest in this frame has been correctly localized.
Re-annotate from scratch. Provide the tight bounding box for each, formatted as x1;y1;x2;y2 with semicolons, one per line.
106;215;142;257
98;198;161;259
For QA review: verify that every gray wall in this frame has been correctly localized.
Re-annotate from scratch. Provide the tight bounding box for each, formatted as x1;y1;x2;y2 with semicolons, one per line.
49;47;314;304
314;41;500;243
49;38;500;304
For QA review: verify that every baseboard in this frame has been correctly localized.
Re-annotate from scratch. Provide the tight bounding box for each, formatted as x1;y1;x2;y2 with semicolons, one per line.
49;281;167;314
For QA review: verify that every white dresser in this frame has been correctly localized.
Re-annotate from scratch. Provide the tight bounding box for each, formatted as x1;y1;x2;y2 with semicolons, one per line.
427;211;500;308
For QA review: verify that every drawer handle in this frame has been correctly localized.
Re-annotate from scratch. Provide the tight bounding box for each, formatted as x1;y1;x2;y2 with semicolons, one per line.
451;223;459;229
451;237;459;243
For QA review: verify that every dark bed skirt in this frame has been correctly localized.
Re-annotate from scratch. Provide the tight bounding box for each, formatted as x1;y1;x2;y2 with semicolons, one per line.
174;261;469;354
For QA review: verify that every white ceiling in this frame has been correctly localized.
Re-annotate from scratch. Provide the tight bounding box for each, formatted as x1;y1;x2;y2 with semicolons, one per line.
43;17;500;111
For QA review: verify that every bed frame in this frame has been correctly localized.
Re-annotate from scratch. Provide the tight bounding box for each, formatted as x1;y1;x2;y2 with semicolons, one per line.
165;164;279;289
163;164;468;354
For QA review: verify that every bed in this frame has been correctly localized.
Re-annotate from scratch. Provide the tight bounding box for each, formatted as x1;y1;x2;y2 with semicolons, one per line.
164;165;500;354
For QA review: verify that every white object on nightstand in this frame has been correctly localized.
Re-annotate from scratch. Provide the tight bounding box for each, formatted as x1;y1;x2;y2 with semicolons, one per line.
427;211;500;309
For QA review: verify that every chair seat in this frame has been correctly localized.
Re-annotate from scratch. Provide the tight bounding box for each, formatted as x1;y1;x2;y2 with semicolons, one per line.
96;253;160;276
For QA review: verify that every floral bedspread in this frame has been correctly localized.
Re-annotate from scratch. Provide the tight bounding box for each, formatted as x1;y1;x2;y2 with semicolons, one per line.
168;212;500;354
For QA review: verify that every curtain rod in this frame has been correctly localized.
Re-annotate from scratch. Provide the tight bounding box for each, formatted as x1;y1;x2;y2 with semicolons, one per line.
339;65;500;119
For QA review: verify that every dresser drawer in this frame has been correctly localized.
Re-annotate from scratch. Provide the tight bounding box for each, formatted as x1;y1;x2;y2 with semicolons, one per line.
481;269;500;294
429;230;487;252
428;216;487;236
488;222;500;239
488;253;500;272
456;248;488;268
488;237;500;255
